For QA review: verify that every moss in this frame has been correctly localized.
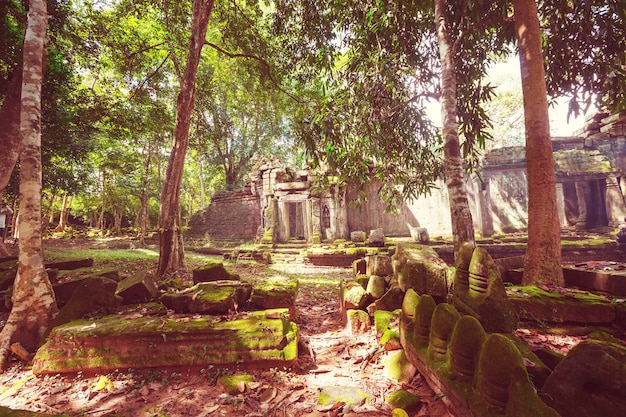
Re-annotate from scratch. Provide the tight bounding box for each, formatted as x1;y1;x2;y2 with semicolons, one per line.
385;390;421;410
402;288;420;319
317;385;370;406
427;303;461;361
510;286;610;304
218;373;254;395
391;409;409;417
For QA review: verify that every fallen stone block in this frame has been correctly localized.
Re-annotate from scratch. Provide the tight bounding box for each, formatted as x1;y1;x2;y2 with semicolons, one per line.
192;261;239;283
393;243;450;300
346;309;371;334
33;308;298;375
508;286;616;324
45;258;94;271
250;276;298;320
160;281;253;314
51;276;122;329
366;254;393;277
116;271;158;304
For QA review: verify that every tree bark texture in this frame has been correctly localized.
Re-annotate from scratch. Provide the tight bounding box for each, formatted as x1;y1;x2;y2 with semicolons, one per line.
435;0;476;257
513;0;564;286
157;0;215;278
0;0;57;371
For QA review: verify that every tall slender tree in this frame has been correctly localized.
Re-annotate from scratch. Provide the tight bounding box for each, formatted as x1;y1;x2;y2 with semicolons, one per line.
0;0;57;370
513;0;563;286
157;0;215;277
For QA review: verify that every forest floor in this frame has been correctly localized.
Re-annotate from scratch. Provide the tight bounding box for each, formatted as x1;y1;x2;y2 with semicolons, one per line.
0;238;453;417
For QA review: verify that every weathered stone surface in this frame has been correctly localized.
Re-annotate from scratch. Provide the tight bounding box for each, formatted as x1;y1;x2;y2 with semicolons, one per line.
368;228;385;247
563;265;626;296
367;287;404;315
427;303;460;362
383;350;416;383
452;246;519;333
506;367;561;417
51;276;122;329
476;334;525;409
346;309;371;334
352;258;366;276
385;390;421;412
160;281;252;314
541;340;626;417
412;294;436;348
116;271;158;304
392;243;450;299
374;309;401;350
366;275;387;299
192;261;239;283
341;281;371;311
45;258;94;271
33;308;298;375
449;315;486;380
366;254;393;277
350;231;366;242
249;276;298;320
509;286;615;324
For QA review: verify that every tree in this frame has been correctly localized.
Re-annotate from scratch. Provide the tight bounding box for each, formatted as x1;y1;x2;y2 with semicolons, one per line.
157;0;215;278
0;0;57;370
513;0;563;286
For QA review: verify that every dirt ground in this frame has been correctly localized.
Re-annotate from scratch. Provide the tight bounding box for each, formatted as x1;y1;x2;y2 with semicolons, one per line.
0;245;452;417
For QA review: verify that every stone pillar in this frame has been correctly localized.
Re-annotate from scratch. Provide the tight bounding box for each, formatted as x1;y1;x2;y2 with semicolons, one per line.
605;174;626;227
310;197;322;244
556;183;568;227
476;176;494;238
276;196;288;243
575;181;591;230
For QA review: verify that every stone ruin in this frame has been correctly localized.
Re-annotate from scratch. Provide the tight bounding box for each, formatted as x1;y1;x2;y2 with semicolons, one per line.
188;111;626;243
340;242;626;417
0;256;299;375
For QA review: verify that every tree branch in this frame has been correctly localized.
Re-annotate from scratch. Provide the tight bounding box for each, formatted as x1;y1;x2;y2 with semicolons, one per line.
204;41;302;103
129;52;172;100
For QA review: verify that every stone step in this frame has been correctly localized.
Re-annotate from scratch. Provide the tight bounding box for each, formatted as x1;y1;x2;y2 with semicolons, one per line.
32;308;298;375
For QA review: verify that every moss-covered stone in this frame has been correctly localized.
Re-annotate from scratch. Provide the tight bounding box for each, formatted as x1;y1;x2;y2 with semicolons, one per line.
317;385;370;406
366;275;387;299
218;373;254;395
51;276;121;329
367;287;404;315
427;303;460;362
449;315;486;380
476;334;525;409
160;281;252;314
192;261;239;283
385;389;421;411
346;309;371;334
412;294;436;348
452;247;518;333
383;350;416;383
505;367;561;417
341;281;371;310
508;285;615;324
391;409;410;417
116;270;158;304
250;276;298;319
392;243;450;299
401;288;420;321
33;308;298;375
542;340;626;417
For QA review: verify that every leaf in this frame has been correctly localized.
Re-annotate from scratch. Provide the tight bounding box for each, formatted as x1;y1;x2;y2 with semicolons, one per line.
94;375;114;392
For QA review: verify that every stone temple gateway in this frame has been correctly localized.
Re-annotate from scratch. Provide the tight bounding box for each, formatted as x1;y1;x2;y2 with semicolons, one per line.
188;112;626;243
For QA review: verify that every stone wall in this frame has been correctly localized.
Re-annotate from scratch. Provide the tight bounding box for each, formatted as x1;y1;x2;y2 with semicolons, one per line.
187;189;261;242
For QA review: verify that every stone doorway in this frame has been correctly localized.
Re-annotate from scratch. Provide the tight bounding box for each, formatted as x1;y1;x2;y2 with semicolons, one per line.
288;202;305;240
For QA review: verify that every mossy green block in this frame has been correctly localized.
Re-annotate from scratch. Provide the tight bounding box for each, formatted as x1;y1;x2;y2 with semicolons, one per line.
218;373;254;395
383;350;416;383
385;389;421;410
318;385;370;406
374;309;400;336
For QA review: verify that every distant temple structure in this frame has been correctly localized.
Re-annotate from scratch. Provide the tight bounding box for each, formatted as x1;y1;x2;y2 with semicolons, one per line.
187;111;626;244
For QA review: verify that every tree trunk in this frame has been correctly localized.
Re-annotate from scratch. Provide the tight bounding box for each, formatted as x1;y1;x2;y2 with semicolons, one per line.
54;193;70;232
157;0;215;278
435;0;476;257
139;142;153;246
42;190;57;232
513;0;564;286
0;0;57;370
